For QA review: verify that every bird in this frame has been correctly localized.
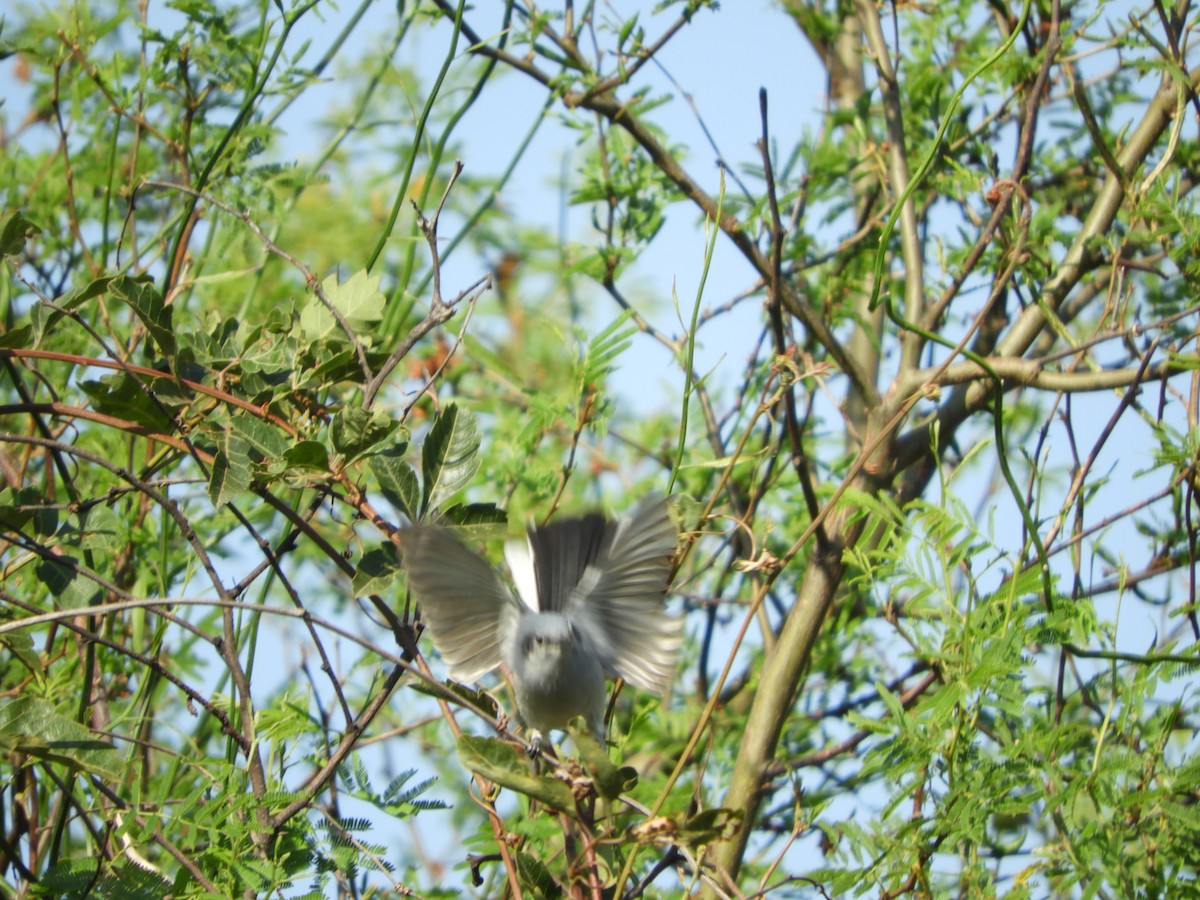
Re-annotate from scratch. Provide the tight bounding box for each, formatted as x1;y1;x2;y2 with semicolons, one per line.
402;494;681;751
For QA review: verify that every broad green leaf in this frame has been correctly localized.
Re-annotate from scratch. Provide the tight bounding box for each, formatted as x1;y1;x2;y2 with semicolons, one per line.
109;274;176;358
283;440;330;472
78;373;179;432
331;405;401;461
0;486;59;537
353;546;402;596
440;502;508;539
514;851;563;898
421;404;481;515
0;697;125;780
230;413;289;460
34;276;117;344
0;324;32;348
457;734;575;812
74;504;124;555
299;295;340;343
0;623;41;677
305;347;374;386
324;269;385;330
299;269;385;343
35;557;102;609
209;434;252;507
371;448;421;522
0;209;41;256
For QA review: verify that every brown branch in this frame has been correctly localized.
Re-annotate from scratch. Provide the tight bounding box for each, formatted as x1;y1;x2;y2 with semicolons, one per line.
0;348;296;433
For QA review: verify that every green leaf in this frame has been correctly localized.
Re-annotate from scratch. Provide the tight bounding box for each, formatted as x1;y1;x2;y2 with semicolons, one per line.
581;309;636;383
38;858;172;898
0;697;125;780
0;486;59;537
353;546;402;596
617;12;640;48
331;405;401;462
514;851;564;898
35;557;102;609
371;448;421;522
32;276;116;344
75;504;124;556
78;373;179;432
109;274;176;358
440;503;508;539
456;735;576;812
421;404;481;515
209;433;252;507
566;719;639;800
299;269;385;343
282;440;330;472
230;414;289;460
0;209;41;256
304;346;386;387
0;324;33;349
0;628;42;678
298;298;338;344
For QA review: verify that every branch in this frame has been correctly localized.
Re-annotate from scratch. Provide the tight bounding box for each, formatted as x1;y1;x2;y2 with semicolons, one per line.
899;352;1187;395
855;0;926;373
364;162;484;409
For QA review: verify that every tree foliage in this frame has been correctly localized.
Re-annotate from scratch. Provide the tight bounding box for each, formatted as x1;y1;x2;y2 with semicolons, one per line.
2;0;1199;897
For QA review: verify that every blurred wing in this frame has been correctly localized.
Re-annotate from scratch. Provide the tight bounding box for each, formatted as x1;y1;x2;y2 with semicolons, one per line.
402;527;519;683
568;494;682;694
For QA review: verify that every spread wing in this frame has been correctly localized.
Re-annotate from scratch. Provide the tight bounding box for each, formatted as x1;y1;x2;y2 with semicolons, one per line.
401;527;520;683
566;494;682;694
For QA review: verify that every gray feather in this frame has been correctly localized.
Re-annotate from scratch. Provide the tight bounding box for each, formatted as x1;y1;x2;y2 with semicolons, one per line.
526;513;607;611
402;527;519;683
566;494;681;694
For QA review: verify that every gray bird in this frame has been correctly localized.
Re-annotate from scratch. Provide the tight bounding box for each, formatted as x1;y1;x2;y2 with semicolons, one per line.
402;494;681;749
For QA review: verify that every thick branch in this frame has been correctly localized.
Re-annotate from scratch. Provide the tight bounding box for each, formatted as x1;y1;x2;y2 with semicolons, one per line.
900;353;1186;394
712;500;867;881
